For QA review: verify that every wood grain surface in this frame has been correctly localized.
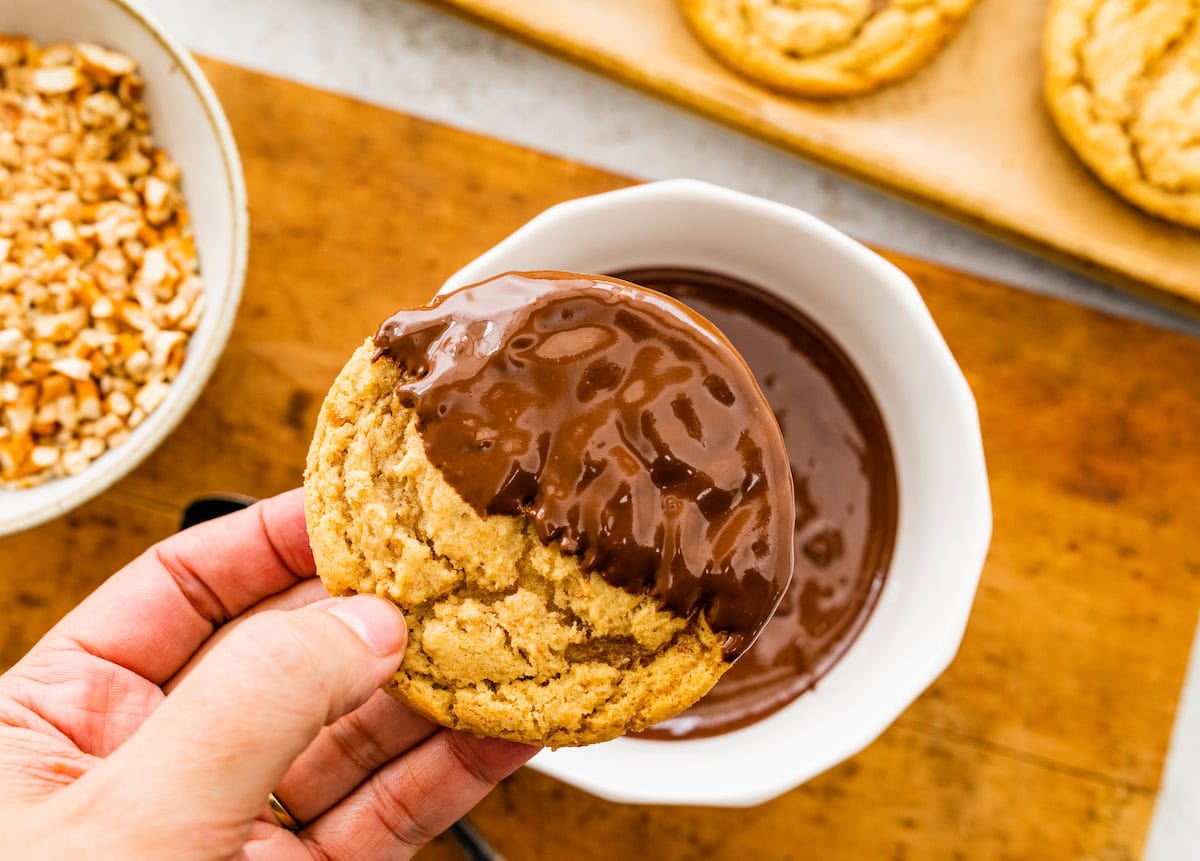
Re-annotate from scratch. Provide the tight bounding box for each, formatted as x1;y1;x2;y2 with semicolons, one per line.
432;0;1200;314
1;60;1198;859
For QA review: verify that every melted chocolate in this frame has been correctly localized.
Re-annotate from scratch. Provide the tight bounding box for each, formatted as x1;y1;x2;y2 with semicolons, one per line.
613;269;899;740
372;272;794;659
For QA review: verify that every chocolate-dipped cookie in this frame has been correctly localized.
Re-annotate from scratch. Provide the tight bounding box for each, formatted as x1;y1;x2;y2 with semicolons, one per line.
304;272;794;747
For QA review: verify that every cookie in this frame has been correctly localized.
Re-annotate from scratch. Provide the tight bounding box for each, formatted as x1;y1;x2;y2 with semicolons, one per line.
304;273;795;747
1044;0;1200;228
677;0;976;97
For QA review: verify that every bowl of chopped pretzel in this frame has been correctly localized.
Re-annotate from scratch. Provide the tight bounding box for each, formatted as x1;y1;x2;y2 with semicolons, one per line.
0;0;247;535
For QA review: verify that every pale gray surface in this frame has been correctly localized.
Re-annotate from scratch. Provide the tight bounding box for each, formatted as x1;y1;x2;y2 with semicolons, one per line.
142;0;1200;335
138;0;1200;852
1146;620;1200;860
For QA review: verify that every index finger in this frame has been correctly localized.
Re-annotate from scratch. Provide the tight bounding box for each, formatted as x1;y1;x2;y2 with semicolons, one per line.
29;488;316;684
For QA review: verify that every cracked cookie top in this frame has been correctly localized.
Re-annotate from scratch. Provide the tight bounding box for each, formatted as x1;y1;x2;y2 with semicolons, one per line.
677;0;976;97
304;272;794;746
372;272;793;660
1044;0;1200;227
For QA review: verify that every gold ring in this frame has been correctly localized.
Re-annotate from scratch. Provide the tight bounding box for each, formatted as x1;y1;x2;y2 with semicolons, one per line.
268;792;301;831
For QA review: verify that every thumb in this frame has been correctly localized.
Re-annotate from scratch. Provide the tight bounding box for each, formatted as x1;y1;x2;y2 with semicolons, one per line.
75;595;405;848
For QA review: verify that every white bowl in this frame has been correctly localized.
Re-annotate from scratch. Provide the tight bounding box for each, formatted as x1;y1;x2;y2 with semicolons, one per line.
440;179;992;807
0;0;247;535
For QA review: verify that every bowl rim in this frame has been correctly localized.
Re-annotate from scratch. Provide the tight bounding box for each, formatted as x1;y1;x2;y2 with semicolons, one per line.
0;0;249;536
440;179;992;806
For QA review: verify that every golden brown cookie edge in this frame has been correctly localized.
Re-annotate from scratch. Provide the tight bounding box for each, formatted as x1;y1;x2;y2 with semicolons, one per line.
303;341;732;748
1042;0;1200;228
677;0;977;98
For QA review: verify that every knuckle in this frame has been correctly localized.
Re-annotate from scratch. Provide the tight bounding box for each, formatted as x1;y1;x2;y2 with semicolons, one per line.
367;762;441;851
328;707;388;776
300;838;337;861
149;543;229;627
445;731;505;788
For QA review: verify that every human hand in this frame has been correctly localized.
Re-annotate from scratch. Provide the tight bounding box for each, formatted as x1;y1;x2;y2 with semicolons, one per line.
0;489;536;859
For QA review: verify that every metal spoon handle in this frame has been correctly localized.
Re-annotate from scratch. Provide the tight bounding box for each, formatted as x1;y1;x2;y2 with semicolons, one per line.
448;818;507;861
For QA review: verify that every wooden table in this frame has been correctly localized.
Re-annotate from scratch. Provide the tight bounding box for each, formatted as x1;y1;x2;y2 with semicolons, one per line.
2;61;1198;859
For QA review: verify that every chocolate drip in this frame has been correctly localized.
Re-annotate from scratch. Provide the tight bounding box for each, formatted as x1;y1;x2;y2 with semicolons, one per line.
613;268;899;740
372;271;794;659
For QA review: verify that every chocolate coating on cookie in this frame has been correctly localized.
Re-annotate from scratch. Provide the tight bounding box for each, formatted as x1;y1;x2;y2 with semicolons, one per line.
372;271;794;658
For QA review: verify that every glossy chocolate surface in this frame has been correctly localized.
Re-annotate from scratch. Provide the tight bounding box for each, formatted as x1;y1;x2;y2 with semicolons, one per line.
373;271;795;658
614;268;898;740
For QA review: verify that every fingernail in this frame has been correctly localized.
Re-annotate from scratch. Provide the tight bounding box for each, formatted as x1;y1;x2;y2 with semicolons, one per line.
326;595;407;657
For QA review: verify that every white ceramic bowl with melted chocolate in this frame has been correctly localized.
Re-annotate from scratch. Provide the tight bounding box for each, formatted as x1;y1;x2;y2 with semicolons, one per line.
439;179;991;807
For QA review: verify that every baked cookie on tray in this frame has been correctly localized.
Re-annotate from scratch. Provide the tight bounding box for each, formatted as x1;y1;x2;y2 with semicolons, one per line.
1044;0;1200;228
677;0;977;97
304;271;794;747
